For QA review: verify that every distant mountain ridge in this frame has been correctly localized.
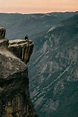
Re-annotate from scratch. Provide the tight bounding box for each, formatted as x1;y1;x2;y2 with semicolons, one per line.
0;12;78;41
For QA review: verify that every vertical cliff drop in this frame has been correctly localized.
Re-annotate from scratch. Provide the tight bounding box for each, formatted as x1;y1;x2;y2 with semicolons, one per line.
0;28;38;117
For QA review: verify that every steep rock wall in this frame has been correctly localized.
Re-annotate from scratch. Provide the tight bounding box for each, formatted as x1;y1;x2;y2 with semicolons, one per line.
0;28;37;117
8;39;34;64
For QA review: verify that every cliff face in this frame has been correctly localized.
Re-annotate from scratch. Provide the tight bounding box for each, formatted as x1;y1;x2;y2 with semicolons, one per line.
0;28;37;117
29;15;78;117
8;39;34;64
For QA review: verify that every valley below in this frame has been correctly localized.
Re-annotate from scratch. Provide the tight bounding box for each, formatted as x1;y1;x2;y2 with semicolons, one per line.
0;12;78;117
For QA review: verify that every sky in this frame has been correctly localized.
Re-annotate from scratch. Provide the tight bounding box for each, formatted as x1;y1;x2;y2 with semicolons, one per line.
0;0;78;14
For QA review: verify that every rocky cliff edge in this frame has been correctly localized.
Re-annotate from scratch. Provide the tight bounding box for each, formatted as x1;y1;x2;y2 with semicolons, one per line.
0;27;37;117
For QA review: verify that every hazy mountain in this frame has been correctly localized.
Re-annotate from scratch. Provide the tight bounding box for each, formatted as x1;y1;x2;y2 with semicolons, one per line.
29;15;78;117
0;12;78;117
0;12;78;41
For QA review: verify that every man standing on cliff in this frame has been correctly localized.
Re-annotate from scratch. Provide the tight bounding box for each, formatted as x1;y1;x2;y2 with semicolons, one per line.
25;35;29;40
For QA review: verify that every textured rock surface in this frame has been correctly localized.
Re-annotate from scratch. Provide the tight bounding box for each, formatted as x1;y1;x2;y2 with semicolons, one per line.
0;49;37;117
8;39;34;64
0;39;9;48
0;27;6;39
0;31;37;117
